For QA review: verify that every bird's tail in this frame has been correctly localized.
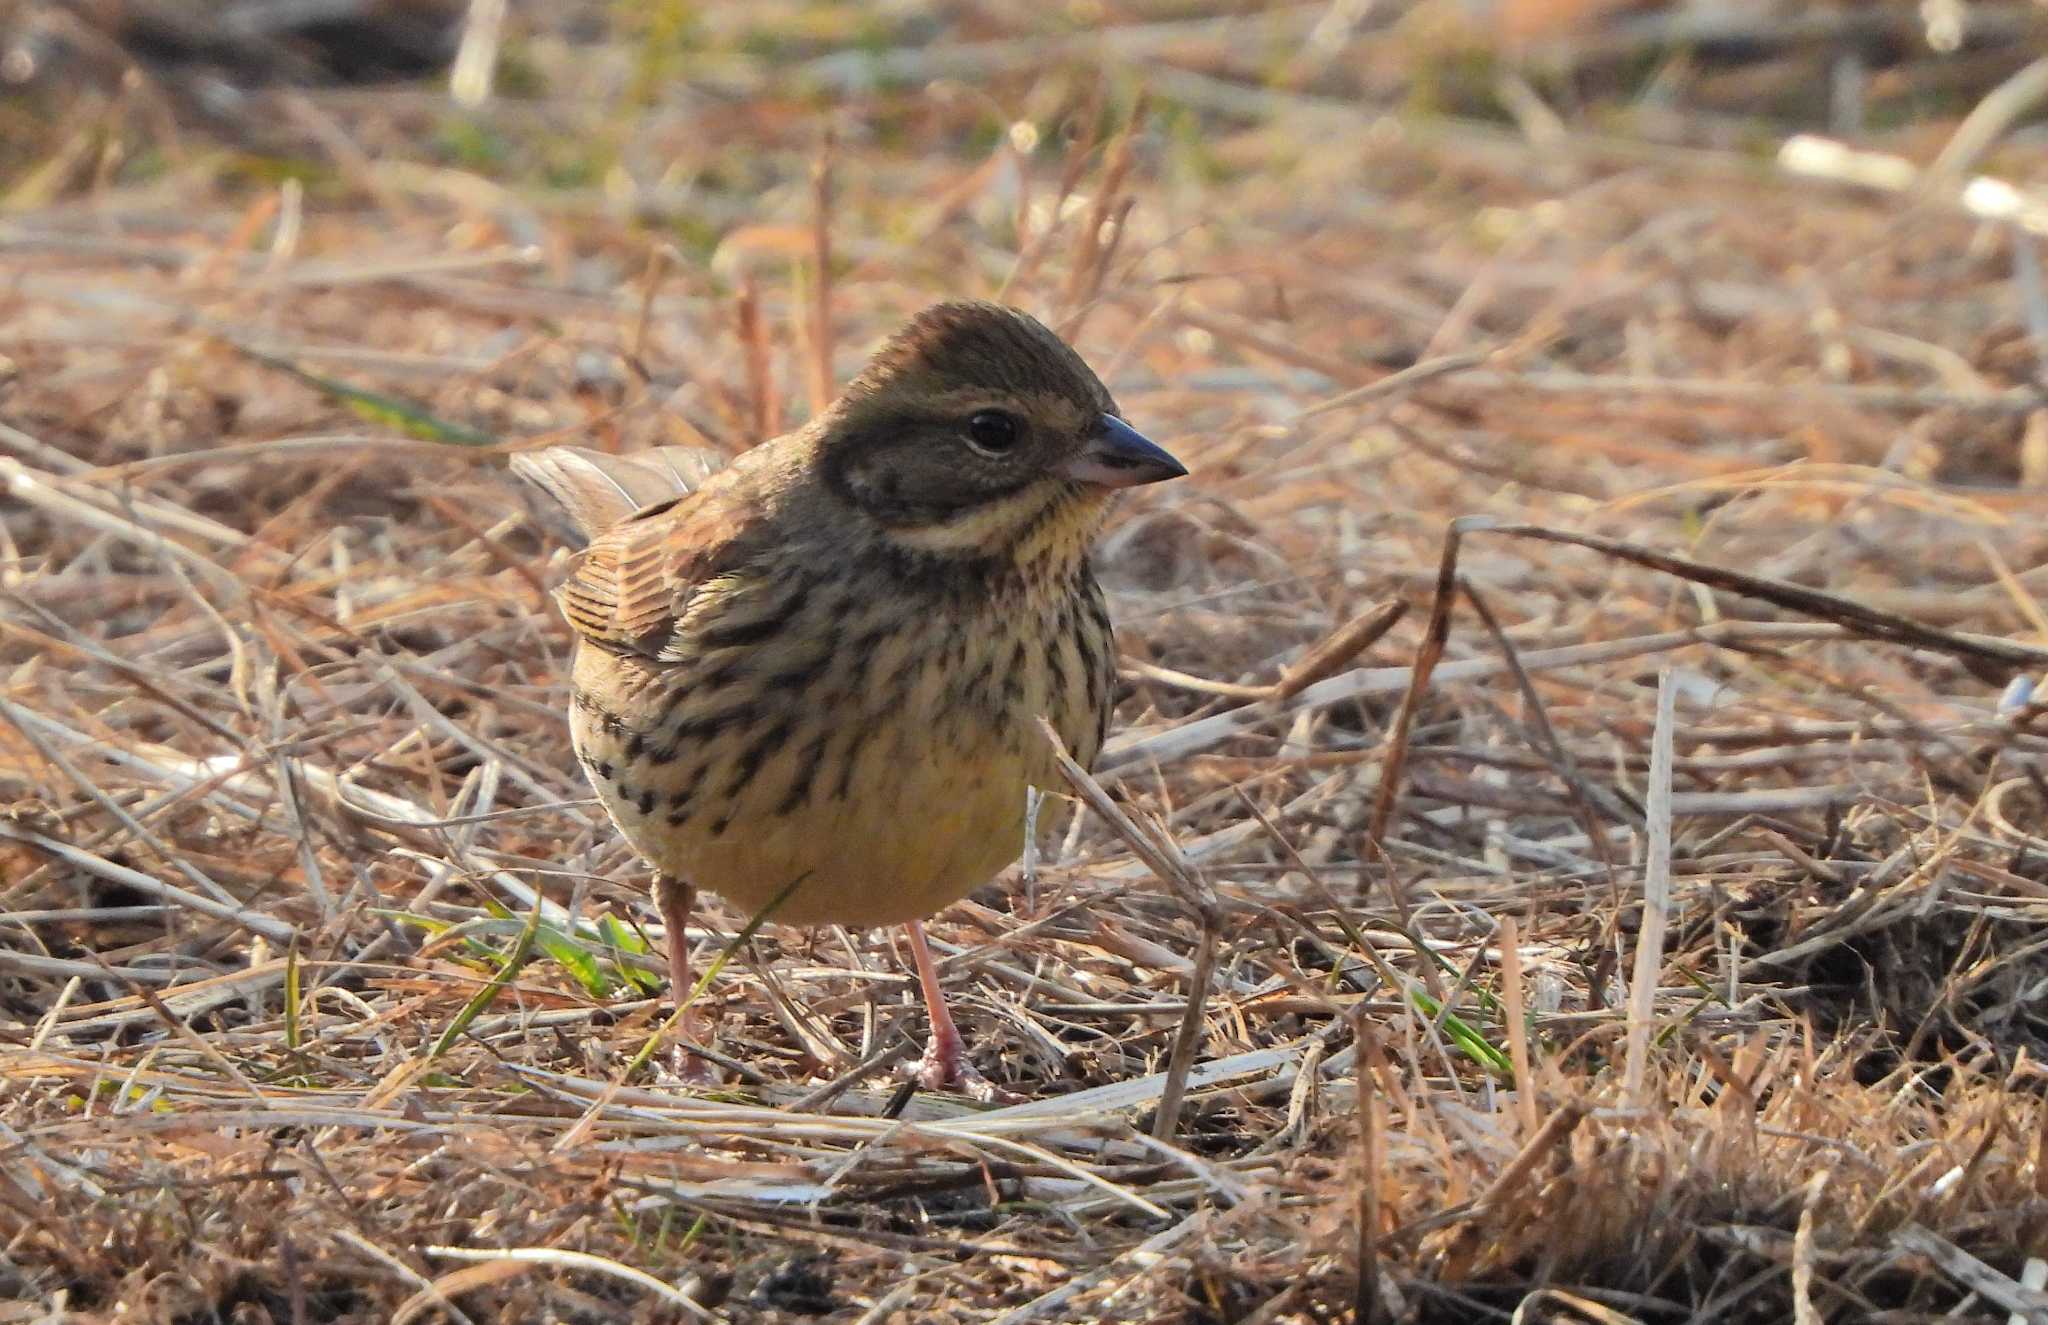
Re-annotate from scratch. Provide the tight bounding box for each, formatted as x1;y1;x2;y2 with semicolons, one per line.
510;446;723;545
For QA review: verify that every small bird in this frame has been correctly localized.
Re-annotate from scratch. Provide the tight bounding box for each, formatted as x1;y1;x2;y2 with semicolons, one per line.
513;301;1186;1092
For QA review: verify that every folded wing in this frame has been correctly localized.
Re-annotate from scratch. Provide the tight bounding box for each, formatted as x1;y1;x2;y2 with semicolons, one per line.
512;445;754;659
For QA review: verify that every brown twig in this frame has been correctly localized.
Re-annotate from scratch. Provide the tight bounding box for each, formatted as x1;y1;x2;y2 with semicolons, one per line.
807;129;838;417
736;272;779;441
1467;519;2048;684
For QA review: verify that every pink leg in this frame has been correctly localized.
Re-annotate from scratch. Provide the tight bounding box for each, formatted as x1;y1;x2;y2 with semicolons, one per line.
654;873;696;998
654;873;710;1080
906;922;1003;1099
907;920;968;1089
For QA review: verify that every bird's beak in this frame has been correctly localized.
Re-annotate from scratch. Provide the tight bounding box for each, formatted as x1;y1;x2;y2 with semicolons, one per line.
1062;415;1188;489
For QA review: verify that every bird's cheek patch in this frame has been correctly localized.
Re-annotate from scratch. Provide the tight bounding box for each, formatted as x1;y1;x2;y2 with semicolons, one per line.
883;487;1054;556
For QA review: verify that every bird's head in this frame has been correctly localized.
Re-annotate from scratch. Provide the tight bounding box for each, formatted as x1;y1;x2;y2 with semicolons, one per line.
816;301;1185;563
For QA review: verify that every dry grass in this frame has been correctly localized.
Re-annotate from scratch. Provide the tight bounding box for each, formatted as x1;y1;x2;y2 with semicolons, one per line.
4;3;2048;1321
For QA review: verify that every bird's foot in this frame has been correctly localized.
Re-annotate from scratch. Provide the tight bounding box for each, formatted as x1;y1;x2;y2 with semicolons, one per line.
914;1035;1010;1103
662;1045;715;1086
659;1007;717;1086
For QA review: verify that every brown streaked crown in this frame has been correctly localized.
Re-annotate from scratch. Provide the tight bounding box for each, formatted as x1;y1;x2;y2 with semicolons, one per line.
840;301;1117;415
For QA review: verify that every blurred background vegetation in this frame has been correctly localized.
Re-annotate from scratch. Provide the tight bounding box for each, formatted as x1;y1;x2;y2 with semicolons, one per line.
5;3;2048;1322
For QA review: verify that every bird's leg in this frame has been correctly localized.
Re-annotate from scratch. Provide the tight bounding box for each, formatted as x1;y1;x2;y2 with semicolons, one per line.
653;872;710;1080
654;872;696;995
906;919;996;1098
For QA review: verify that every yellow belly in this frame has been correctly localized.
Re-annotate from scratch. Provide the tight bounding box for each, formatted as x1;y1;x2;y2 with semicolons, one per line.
565;554;1108;930
572;648;1048;928
593;721;1027;927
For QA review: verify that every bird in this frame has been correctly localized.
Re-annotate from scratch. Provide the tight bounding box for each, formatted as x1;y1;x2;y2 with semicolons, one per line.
512;300;1186;1094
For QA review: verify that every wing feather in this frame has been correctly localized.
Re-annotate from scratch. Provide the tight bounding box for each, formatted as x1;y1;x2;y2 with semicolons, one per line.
511;445;725;543
518;446;766;659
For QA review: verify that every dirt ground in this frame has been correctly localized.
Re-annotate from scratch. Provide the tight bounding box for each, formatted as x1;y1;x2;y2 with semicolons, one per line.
3;3;2048;1321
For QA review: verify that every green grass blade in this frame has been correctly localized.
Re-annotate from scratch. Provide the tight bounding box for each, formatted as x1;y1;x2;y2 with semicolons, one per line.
428;895;544;1061
1407;986;1513;1076
283;939;302;1052
537;924;612;997
225;340;496;446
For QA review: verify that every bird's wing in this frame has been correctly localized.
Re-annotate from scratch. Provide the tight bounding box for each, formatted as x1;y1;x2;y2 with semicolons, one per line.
511;445;726;545
543;460;768;660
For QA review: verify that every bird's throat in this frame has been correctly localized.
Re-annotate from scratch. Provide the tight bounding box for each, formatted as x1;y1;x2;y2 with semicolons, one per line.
882;484;1105;586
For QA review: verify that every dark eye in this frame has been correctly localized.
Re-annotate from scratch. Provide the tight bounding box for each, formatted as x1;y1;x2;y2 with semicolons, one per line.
964;410;1022;455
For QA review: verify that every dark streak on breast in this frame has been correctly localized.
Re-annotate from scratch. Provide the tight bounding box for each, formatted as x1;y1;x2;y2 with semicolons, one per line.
765;653;831;694
830;725;866;802
653;701;760;762
697;614;784;651
776;731;831;815
726;718;793;799
663;761;709;826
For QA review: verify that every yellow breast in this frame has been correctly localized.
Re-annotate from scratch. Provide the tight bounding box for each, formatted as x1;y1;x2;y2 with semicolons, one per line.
567;561;1107;929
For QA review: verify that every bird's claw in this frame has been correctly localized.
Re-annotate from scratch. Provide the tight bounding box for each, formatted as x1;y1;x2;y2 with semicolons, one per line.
915;1040;1010;1103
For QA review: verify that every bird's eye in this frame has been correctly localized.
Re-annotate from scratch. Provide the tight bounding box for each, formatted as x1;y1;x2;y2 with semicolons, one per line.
964;410;1022;455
